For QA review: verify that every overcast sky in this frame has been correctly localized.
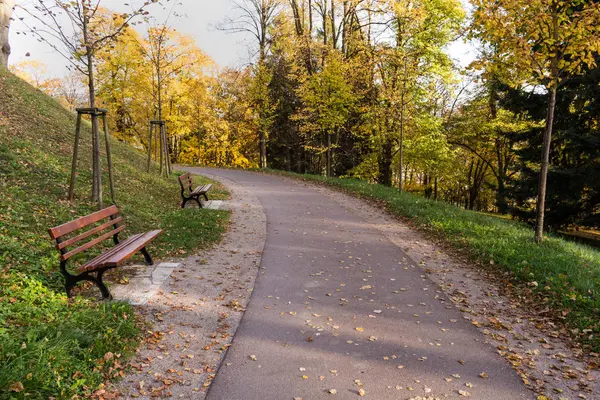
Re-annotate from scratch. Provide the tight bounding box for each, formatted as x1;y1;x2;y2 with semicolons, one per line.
8;0;475;78
9;0;255;76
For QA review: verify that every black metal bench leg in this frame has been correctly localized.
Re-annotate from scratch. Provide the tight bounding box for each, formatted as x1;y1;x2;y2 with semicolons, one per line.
140;247;154;265
62;263;93;298
181;197;190;208
63;271;112;300
96;270;113;300
65;277;78;298
203;193;209;201
195;196;203;208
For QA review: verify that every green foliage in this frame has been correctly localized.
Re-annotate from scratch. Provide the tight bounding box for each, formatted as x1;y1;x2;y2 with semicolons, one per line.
270;170;600;350
0;274;138;399
249;62;277;135
500;58;600;228
0;68;229;398
295;51;356;144
404;113;453;176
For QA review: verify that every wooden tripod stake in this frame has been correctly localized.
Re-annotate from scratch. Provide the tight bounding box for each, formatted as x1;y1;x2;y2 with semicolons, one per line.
68;108;116;208
147;120;171;177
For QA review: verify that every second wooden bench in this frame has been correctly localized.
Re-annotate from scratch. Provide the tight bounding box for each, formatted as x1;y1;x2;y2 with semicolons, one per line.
178;172;212;208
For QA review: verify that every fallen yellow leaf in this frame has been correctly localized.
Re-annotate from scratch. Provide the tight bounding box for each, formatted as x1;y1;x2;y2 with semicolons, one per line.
9;382;24;393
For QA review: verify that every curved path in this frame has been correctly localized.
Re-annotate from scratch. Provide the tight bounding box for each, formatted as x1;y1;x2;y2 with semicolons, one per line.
182;168;533;400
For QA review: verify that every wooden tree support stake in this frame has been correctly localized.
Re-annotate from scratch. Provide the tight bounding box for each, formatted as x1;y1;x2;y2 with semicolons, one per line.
148;120;171;177
68;108;116;208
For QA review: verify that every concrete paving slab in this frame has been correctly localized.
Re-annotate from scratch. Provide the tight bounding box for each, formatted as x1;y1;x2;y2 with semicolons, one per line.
204;200;225;210
182;200;227;210
151;263;178;284
111;262;182;305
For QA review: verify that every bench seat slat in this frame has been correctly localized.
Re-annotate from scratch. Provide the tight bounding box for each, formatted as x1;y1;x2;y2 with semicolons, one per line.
77;229;163;272
192;183;212;195
101;229;162;267
49;205;119;239
76;233;143;272
61;225;126;261
57;217;123;250
84;234;143;267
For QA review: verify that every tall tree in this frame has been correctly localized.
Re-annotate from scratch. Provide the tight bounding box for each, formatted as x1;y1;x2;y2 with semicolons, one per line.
374;0;463;188
0;0;14;67
95;24;152;144
471;0;600;242
221;0;282;168
295;51;355;176
501;56;600;229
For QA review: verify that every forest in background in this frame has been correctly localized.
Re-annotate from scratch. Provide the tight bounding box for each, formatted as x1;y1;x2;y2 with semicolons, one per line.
10;0;600;232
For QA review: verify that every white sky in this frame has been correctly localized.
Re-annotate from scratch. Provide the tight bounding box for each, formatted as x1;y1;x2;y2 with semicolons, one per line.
8;0;476;78
9;0;255;75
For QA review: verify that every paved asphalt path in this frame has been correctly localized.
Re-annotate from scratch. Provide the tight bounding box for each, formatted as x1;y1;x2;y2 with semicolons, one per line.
183;168;533;400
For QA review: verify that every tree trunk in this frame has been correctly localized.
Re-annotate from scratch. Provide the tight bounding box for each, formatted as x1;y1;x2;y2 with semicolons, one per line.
157;54;164;174
330;0;337;49
341;1;347;56
258;36;268;168
326;131;332;177
0;0;14;68
322;0;328;66
496;177;508;214
398;61;407;192
82;4;102;207
308;0;313;34
147;124;153;172
378;139;393;186
260;127;267;168
535;85;557;243
157;65;163;122
398;112;404;192
197;128;202;165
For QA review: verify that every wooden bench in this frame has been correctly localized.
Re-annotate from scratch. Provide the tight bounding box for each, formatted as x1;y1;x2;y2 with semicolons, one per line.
49;205;162;300
178;172;212;208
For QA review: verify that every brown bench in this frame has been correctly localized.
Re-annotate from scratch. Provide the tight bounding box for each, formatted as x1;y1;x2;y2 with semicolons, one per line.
178;172;212;208
49;205;162;300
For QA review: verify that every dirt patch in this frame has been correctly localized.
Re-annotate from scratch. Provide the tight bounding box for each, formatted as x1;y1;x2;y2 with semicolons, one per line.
288;177;600;400
110;174;266;399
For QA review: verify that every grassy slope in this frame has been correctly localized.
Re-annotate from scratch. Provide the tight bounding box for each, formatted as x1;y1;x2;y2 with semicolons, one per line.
0;69;229;398
267;170;600;350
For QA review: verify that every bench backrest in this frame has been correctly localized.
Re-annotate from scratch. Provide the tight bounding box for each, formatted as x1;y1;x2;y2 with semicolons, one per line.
49;205;125;261
178;172;193;190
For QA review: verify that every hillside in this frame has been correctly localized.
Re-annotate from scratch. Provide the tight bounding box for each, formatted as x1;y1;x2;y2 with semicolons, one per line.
0;68;229;398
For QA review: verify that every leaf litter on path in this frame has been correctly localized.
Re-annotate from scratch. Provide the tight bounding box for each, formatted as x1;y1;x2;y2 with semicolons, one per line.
111;175;266;399
305;181;600;400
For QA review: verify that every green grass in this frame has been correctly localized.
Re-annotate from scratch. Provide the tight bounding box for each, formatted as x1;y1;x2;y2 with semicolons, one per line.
0;69;230;398
266;170;600;350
